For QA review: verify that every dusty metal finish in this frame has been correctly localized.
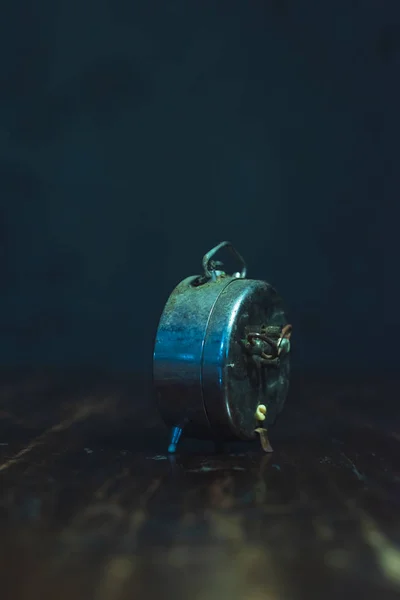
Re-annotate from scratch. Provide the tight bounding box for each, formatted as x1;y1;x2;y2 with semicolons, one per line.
153;241;291;449
153;274;234;438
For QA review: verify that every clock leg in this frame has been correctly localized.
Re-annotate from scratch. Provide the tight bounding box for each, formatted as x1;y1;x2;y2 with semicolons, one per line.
168;425;184;454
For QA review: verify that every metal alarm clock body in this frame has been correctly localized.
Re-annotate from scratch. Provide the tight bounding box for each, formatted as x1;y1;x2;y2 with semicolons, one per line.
153;241;292;453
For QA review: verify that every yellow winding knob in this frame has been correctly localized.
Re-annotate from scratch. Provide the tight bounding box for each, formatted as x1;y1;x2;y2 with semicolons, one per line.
255;404;267;421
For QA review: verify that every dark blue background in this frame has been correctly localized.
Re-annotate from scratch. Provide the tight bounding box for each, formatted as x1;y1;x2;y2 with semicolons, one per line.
0;0;398;374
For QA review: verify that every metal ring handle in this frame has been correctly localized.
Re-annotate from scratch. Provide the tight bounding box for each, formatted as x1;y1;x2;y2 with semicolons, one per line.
202;241;247;279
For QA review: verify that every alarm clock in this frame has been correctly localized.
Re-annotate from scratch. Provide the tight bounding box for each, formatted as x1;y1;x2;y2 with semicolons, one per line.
153;241;292;453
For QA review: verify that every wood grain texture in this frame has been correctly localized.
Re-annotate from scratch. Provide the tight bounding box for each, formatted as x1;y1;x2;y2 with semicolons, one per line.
0;369;399;600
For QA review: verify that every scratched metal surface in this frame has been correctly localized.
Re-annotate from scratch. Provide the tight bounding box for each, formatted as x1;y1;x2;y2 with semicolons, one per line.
0;369;399;600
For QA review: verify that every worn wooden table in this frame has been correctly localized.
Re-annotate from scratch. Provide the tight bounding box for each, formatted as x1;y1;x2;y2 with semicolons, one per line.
0;368;399;600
